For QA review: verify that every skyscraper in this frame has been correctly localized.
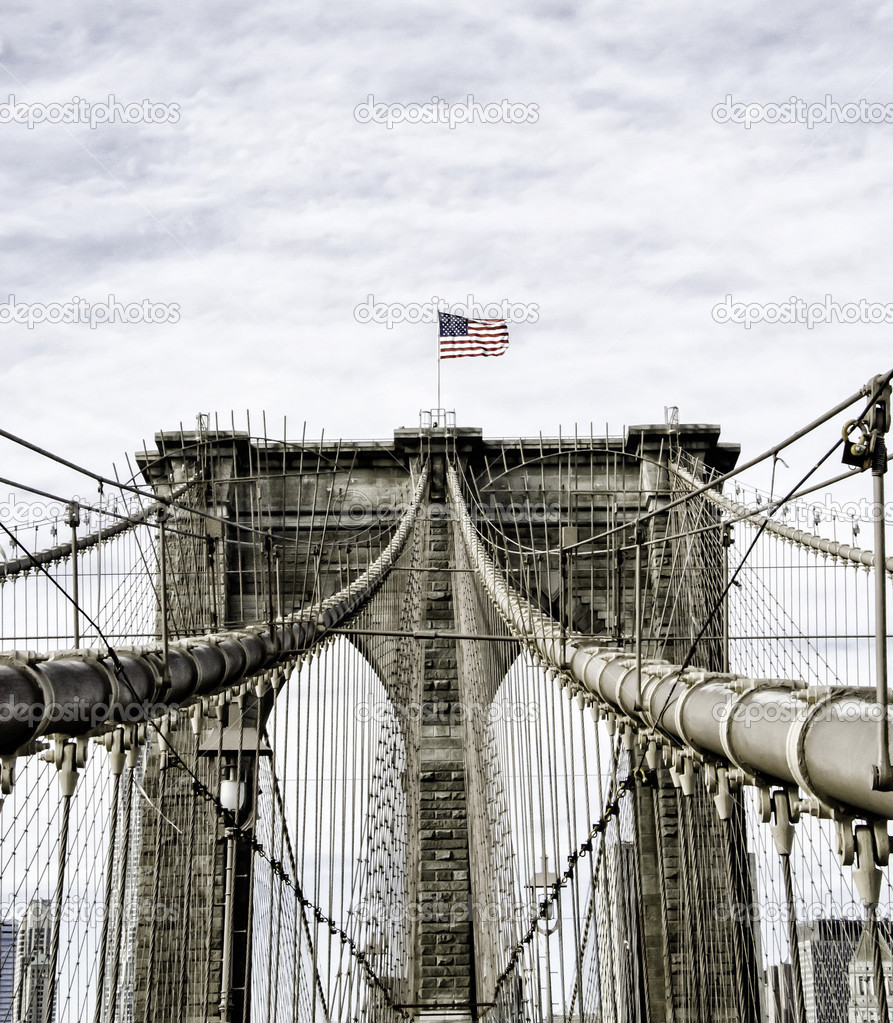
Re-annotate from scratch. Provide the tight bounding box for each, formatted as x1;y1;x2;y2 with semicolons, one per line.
847;927;893;1023
798;918;893;1023
0;919;15;1023
766;962;795;1023
12;900;53;1023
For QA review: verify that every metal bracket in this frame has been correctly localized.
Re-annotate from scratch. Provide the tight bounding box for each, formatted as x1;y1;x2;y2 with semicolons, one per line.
835;818;857;866
785;689;857;817
711;766;737;820
101;727;127;776
42;739;80;798
1;756;14;796
763;788;800;856
852;823;885;906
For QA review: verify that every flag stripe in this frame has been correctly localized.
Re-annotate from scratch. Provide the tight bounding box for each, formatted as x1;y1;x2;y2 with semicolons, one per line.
440;339;509;355
441;350;507;359
441;340;509;347
441;347;508;356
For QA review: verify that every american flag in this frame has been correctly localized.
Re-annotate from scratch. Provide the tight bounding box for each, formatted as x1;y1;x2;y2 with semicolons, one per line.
438;311;509;359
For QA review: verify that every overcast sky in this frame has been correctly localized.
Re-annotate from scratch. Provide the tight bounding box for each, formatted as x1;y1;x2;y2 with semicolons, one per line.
3;1;893;499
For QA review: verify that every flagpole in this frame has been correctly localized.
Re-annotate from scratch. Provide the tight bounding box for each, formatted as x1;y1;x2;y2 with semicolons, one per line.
436;313;441;414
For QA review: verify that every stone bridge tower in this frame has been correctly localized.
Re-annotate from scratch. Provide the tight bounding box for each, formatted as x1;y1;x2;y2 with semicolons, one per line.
132;417;754;1021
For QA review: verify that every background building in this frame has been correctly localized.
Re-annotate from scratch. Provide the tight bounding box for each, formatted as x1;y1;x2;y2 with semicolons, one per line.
766;962;795;1023
798;919;893;1023
847;928;893;1023
0;919;15;1023
12;901;53;1023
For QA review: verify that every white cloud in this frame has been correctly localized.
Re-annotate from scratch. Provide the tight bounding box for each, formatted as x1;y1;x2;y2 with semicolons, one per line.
0;0;892;498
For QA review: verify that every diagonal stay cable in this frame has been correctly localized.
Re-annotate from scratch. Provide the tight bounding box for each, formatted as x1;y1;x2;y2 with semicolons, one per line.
0;517;416;1020
481;760;654;1014
559;369;893;558
649;379;888;735
0;425;322;548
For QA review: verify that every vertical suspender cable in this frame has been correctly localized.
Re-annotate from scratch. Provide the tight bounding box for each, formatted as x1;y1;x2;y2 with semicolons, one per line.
68;503;80;648
872;421;892;789
92;734;124;1023
45;742;78;1023
108;753;136;1023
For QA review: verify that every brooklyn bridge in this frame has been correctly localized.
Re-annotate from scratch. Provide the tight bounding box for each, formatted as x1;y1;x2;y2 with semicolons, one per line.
2;373;893;1022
